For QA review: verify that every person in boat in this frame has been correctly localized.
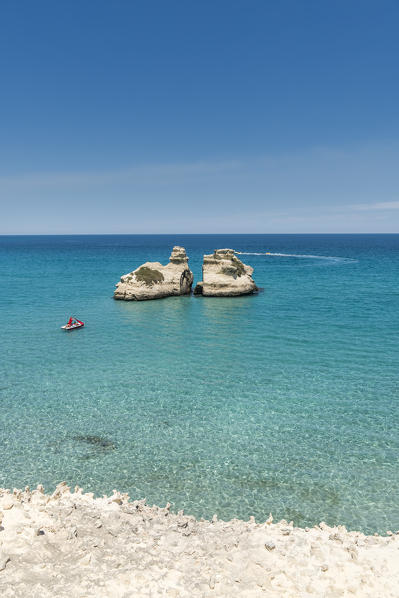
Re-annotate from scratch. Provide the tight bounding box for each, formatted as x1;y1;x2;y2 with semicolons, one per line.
62;316;83;329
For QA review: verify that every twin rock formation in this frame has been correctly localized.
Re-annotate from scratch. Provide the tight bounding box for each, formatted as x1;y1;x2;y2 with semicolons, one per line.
114;247;258;301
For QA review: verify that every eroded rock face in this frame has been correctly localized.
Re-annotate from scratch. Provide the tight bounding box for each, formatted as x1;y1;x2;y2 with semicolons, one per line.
194;249;258;296
114;246;193;301
1;483;398;597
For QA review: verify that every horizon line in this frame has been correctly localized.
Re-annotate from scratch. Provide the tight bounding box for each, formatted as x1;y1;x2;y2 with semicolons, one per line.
1;232;399;237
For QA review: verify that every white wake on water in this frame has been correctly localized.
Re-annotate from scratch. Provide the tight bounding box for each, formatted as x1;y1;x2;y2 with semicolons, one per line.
235;251;356;263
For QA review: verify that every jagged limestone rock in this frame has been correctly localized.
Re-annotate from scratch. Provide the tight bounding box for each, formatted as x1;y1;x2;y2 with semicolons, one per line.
1;483;398;596
114;246;193;301
194;249;258;297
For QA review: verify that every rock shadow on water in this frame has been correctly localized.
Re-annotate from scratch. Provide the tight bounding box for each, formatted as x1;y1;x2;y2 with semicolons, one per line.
232;474;283;491
72;434;117;460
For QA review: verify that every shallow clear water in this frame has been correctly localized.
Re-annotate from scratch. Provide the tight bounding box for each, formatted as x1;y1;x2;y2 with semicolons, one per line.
0;234;398;533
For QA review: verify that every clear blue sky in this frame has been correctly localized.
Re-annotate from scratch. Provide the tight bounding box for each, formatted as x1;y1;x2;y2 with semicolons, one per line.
1;0;398;233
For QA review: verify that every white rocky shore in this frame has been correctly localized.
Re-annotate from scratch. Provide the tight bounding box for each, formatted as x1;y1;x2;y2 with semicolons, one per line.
114;246;193;301
194;249;258;296
1;484;398;597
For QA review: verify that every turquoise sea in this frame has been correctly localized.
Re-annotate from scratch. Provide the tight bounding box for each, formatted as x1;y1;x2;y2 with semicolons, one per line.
0;234;398;534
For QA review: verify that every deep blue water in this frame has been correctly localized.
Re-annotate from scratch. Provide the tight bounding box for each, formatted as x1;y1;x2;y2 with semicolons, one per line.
0;234;398;533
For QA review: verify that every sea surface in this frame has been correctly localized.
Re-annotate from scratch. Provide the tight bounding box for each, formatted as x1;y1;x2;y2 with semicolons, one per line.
0;234;398;534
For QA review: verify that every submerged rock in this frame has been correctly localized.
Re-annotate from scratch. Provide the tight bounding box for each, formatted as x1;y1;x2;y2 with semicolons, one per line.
194;249;258;296
73;435;115;448
114;246;193;301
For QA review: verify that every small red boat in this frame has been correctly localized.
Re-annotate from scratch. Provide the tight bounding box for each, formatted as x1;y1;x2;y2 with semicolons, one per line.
61;316;84;330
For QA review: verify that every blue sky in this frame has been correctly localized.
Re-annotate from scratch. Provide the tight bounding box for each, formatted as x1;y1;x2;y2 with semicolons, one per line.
1;0;398;233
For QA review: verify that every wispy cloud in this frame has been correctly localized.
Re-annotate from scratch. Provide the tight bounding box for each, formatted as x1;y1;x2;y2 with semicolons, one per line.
1;142;399;233
0;160;242;189
350;201;399;211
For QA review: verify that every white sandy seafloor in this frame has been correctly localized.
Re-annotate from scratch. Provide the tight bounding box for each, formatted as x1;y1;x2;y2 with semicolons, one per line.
1;484;399;597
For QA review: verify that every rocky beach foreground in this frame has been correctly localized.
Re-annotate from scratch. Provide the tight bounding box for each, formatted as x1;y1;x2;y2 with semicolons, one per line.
1;484;398;597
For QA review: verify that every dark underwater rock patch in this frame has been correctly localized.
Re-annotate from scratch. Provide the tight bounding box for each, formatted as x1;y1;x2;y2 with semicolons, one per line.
72;435;117;458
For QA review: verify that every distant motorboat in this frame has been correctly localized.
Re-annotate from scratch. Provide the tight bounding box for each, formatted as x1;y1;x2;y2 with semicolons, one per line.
61;316;84;330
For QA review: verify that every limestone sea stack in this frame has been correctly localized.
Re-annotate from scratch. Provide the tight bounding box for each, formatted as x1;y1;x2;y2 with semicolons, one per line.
194;249;258;296
114;246;193;301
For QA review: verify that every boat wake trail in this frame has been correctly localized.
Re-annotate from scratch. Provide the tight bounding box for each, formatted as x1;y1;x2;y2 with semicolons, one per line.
235;252;356;263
